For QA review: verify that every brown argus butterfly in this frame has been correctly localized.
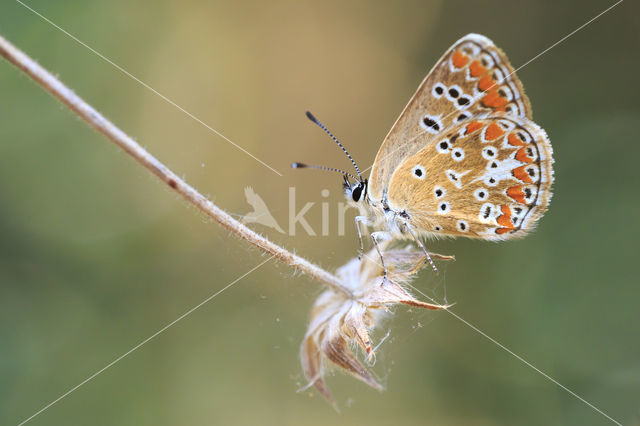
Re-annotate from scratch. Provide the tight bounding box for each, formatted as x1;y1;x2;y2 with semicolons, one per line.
294;34;554;277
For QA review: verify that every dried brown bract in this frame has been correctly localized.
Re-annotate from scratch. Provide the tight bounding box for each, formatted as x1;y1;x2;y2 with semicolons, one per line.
300;245;454;402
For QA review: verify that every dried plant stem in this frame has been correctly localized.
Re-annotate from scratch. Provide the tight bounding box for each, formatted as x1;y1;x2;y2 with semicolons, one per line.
0;34;352;298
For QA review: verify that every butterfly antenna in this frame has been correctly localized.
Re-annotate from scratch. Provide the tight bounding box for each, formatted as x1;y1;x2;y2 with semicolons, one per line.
305;111;363;182
291;162;359;182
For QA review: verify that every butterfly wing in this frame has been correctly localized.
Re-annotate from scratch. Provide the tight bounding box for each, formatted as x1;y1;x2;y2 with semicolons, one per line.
386;114;553;240
369;33;532;202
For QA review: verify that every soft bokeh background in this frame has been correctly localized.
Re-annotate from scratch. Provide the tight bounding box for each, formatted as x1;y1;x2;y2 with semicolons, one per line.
1;0;639;425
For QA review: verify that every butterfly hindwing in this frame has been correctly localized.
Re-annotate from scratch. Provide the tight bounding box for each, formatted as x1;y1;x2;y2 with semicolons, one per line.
369;33;532;202
386;114;553;240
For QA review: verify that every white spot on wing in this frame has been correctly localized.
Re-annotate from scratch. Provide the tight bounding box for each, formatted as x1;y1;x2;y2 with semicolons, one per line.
420;114;443;134
437;201;450;215
432;83;445;98
474;188;488;201
455;95;473;110
436;139;451;154
497;85;514;102
490;68;505;84
479;52;494;69
411;165;426;180
455;113;469;123
451;147;465;162
445;169;469;189
446;85;462;101
482;146;497;160
479;202;498;224
474;158;522;187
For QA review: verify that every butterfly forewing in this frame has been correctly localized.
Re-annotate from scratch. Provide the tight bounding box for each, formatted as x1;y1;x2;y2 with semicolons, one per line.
369;33;532;202
386;114;553;240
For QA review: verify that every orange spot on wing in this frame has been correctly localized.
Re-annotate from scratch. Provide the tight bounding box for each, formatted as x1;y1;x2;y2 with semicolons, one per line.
508;132;527;147
469;60;486;77
482;89;508;110
512;165;533;183
465;121;484;134
452;50;470;68
496;205;516;234
515;146;534;163
478;74;496;92
507;186;527;204
484;122;505;141
497;205;512;227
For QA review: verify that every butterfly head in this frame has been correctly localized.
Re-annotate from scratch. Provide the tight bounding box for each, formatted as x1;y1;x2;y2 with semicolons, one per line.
292;111;367;203
343;175;368;203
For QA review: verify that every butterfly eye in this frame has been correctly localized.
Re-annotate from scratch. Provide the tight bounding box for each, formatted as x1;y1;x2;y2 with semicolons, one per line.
351;185;363;202
411;165;426;180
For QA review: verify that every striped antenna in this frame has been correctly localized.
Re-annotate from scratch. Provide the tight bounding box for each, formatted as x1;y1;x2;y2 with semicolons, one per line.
305;111;363;182
291;162;359;182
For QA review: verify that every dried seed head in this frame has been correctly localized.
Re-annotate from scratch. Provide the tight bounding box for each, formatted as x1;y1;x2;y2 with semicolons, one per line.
300;244;454;402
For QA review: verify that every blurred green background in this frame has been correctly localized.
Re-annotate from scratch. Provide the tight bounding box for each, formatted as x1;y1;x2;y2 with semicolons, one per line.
1;0;639;424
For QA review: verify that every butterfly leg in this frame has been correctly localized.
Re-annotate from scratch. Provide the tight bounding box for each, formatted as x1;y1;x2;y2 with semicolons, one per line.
406;225;439;275
355;215;371;260
370;231;391;281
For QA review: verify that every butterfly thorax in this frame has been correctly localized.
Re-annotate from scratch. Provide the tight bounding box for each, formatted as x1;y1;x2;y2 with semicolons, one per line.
356;190;412;238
